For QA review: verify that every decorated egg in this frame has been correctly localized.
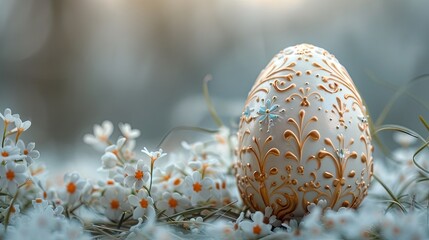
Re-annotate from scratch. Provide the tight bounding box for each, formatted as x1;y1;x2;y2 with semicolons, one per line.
236;44;373;221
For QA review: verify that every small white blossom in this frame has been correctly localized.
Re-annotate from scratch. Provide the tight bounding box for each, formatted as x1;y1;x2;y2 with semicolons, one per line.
16;140;40;166
0;161;28;194
128;189;155;219
119;123;141;139
183;171;214;205
1;204;20;224
155;192;190;216
239;211;272;239
83;120;113;151
189;216;204;233
152;164;183;191
141;147;167;164
58;172;86;205
124;160;150;190
12;118;31;133
206;220;237;240
101;185;131;221
126;212;174;240
0;145;25;163
0;108;19;124
100;152;119;171
105;137;126;156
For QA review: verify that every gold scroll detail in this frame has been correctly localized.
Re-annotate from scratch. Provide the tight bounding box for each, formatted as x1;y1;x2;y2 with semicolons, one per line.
284;110;320;162
285;87;324;107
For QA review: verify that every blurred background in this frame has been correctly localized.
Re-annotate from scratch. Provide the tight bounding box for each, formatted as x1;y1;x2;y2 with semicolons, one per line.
0;0;428;173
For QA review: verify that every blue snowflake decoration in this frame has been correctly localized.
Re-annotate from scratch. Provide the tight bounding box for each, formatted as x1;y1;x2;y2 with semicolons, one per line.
257;99;280;126
242;106;253;119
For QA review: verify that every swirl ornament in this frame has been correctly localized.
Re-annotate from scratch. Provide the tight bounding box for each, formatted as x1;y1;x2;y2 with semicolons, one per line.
236;44;373;221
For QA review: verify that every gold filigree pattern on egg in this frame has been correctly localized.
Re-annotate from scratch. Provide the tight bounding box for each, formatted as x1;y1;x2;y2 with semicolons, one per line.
236;43;373;221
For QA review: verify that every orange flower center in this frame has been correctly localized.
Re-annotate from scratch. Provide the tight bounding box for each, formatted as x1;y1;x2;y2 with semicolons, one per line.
193;182;202;192
163;174;171;181
35;198;43;203
99;135;108;142
168;198;178;208
6;170;15;181
107;180;115;185
43;191;48;199
10;205;16;213
253;225;262;235
2;151;9;157
173;178;181;186
139;199;148;208
67;182;77;194
110;199;120;209
135;170;144;180
23;149;29;155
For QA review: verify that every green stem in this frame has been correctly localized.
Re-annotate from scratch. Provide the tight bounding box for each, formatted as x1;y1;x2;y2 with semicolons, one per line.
375;74;429;127
4;183;26;232
117;212;126;229
203;74;223;127
148;160;154;195
156;126;218;149
419;115;429;132
372;174;407;213
2;122;8;147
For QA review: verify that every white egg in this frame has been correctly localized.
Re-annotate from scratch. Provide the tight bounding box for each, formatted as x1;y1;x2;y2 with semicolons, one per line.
236;44;373;220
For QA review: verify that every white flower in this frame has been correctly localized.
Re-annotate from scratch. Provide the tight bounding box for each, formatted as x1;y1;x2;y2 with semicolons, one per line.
32;198;50;211
1;204;20;224
239;211;272;239
141;147;167;164
105;137;126;157
182;141;207;161
263;206;281;227
124;160;150;190
101;185;131;221
152;164;183;191
189;216;204;233
16;140;40;166
323;208;357;237
126;212;174;240
128;189;155;219
155;192;190;216
0;108;19;124
12;118;31;133
0;145;25;163
206;220;237;240
100;152;119;171
81;183;94;204
307;198;328;213
58;172;86;205
0;161;27;194
54;220;90;240
83;120;113;151
183;171;214;205
122;139;136;161
119;123;141;139
7;207;90;240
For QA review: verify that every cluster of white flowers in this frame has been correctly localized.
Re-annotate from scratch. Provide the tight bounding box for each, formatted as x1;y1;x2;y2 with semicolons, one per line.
1;108;429;240
83;122;238;226
0;108;89;240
